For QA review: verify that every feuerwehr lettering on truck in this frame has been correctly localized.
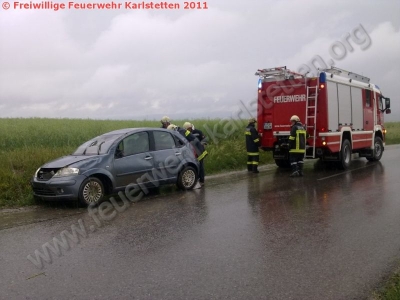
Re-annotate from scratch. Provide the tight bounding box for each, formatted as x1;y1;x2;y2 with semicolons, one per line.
273;94;306;103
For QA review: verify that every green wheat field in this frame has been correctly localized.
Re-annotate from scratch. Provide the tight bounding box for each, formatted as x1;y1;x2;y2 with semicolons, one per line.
1;118;399;208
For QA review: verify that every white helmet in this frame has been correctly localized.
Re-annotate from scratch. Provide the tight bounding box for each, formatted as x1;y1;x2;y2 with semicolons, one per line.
161;116;171;124
183;122;193;130
167;124;178;131
290;115;300;122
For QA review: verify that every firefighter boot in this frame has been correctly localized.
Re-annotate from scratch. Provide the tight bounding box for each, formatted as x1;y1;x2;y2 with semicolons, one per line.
252;164;259;173
298;163;304;177
289;164;299;177
247;164;252;172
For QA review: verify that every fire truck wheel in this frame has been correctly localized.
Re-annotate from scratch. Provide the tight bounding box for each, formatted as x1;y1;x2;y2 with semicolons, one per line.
367;136;383;161
338;139;352;170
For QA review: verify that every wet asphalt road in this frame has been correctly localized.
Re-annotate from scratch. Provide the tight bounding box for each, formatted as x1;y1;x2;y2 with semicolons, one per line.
1;145;400;300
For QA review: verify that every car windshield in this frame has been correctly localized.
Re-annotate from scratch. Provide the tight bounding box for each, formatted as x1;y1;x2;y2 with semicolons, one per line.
72;133;122;155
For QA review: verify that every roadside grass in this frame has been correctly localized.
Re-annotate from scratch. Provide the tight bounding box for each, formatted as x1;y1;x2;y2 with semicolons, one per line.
385;122;400;145
372;269;400;300
0;118;273;207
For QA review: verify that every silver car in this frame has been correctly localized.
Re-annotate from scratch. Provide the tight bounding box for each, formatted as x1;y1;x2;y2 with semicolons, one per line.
31;128;200;206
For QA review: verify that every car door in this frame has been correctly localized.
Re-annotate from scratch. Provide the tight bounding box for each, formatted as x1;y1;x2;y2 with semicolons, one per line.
150;130;183;183
113;131;153;188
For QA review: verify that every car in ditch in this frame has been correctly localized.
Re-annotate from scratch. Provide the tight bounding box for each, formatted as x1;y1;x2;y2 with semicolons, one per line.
31;128;200;206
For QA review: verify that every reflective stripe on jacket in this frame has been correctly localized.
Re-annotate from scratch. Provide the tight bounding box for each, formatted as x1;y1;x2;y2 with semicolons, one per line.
177;128;208;161
289;122;306;153
245;123;260;153
190;139;208;161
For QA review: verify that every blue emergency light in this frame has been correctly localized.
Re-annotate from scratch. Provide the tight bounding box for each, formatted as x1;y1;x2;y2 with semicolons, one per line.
319;72;326;83
258;78;262;89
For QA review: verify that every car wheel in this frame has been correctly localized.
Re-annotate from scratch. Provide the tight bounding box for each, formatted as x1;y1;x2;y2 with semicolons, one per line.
79;177;105;206
338;139;352;170
177;166;198;190
367;136;383;161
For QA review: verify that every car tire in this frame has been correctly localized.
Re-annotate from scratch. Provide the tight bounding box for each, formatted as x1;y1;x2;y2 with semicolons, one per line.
338;139;352;170
78;177;105;206
367;136;383;162
177;166;198;190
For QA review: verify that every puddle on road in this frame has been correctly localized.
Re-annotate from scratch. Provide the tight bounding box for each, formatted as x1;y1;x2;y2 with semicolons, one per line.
0;206;86;230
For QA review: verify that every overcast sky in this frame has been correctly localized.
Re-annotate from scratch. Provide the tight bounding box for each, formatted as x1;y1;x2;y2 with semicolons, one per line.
1;0;399;121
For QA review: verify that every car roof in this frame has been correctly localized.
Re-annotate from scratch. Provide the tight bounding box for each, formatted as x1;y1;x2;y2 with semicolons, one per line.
101;127;173;137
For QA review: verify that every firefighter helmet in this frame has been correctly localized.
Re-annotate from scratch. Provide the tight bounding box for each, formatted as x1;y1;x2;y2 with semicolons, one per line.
183;122;193;130
248;117;256;123
290;115;300;122
161;116;171;124
167;124;178;131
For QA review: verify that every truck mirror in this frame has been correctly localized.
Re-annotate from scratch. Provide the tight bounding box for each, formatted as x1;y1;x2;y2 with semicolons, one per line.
386;108;391;114
385;98;391;109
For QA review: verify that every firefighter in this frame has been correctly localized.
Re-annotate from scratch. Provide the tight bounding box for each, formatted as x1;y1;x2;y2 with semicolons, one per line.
160;116;171;129
183;122;207;185
167;124;208;184
183;122;207;143
168;124;196;144
245;118;261;173
288;115;307;177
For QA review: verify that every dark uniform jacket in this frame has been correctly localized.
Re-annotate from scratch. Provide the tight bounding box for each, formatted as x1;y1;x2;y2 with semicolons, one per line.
177;127;208;161
245;123;260;153
289;121;307;153
191;129;205;142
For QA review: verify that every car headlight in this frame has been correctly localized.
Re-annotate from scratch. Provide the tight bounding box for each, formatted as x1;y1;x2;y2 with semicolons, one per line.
53;168;80;177
34;168;41;178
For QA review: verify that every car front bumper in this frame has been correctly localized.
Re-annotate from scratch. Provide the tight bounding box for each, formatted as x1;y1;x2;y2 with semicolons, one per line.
31;175;87;201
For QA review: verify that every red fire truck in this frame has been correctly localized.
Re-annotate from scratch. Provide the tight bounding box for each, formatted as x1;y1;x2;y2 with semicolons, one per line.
256;66;391;169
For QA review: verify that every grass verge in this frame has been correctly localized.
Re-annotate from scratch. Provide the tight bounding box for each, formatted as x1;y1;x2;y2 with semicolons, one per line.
372;269;400;300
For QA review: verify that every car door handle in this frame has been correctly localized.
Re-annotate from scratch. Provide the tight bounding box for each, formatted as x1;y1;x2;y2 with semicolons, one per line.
144;156;153;160
175;152;182;156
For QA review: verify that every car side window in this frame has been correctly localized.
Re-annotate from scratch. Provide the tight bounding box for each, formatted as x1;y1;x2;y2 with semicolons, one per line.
154;131;176;150
173;135;185;148
116;132;149;158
